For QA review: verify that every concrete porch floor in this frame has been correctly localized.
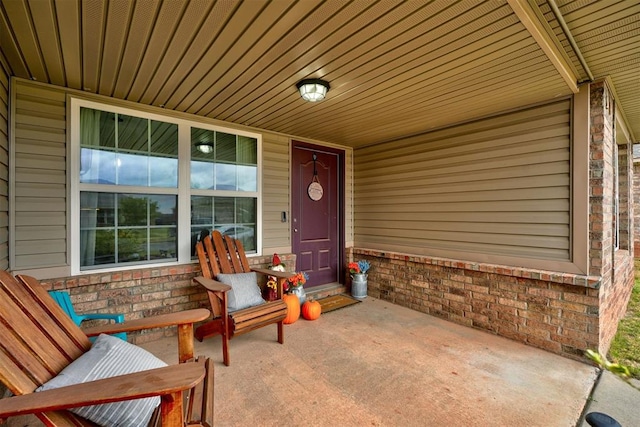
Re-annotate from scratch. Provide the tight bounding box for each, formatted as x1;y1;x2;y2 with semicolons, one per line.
142;297;596;427
4;297;599;426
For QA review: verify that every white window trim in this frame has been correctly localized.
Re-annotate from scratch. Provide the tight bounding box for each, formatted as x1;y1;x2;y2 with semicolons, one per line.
69;98;262;275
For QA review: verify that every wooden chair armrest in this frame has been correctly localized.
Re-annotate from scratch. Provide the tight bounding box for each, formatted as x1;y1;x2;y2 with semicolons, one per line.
252;268;291;299
193;276;232;293
252;268;292;280
83;308;210;337
0;362;205;419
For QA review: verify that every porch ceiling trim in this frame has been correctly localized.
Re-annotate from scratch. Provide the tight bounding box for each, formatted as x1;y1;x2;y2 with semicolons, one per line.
605;76;637;145
508;0;579;94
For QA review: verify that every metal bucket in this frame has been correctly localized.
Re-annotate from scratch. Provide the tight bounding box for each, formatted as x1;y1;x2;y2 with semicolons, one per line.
289;285;306;305
351;274;368;299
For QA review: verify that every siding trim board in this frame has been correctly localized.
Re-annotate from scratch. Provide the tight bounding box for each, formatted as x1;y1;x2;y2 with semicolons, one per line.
0;52;9;269
572;85;590;275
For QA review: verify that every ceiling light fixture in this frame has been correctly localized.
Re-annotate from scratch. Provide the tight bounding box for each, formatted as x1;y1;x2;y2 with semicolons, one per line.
195;142;214;154
296;79;330;102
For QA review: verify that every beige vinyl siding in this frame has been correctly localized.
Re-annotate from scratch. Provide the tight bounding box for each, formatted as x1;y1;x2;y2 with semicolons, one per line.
10;79;355;274
12;80;67;269
262;132;290;251
0;54;9;269
12;81;295;271
354;99;571;268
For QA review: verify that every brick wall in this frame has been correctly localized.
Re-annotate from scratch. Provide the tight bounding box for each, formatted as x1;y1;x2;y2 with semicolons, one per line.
590;81;636;354
599;251;634;353
38;253;296;345
349;248;600;359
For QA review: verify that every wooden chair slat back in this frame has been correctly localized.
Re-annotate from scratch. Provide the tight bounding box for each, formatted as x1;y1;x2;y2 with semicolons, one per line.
196;239;214;279
221;234;251;274
197;230;252;276
0;271;90;396
209;232;229;275
211;232;234;274
16;275;91;352
0;325;44;395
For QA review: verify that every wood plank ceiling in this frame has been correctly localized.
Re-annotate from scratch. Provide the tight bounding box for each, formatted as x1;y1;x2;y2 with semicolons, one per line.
1;0;638;148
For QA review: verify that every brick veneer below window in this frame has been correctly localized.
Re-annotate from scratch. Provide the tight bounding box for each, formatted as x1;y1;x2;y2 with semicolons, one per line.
39;253;297;345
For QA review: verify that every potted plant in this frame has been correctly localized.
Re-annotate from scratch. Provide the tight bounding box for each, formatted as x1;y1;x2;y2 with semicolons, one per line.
349;260;370;299
285;271;309;305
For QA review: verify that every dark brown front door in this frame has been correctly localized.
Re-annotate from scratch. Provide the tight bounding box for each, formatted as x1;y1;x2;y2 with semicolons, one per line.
291;141;344;288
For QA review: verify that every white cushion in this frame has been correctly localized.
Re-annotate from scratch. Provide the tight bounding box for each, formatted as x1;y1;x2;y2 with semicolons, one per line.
217;272;265;312
37;334;167;427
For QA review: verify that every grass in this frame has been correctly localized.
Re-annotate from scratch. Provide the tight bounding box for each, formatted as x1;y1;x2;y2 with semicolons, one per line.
608;275;640;379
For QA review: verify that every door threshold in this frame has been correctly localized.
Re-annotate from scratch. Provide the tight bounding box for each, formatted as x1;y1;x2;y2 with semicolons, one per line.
306;282;346;300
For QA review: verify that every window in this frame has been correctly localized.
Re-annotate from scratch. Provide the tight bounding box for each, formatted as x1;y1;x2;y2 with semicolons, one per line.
190;126;258;253
191;196;257;252
71;100;260;273
80;192;177;265
614;141;631;252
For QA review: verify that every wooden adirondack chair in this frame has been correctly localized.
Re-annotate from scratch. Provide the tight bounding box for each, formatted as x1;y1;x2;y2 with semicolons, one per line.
194;230;291;366
0;271;214;427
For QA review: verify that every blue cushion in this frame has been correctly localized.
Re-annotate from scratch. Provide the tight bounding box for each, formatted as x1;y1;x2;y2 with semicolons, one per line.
37;334;167;427
217;272;265;312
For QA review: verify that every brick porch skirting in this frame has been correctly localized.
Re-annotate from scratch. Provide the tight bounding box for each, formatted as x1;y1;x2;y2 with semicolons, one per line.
349;248;602;360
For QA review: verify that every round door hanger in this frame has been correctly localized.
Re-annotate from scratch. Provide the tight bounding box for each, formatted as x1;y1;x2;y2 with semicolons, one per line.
308;181;324;201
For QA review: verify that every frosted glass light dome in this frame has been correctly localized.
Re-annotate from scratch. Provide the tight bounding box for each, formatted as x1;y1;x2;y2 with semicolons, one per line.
296;79;330;102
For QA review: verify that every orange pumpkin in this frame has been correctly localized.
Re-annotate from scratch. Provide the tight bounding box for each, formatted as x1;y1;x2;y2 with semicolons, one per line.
302;299;322;321
283;294;300;324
